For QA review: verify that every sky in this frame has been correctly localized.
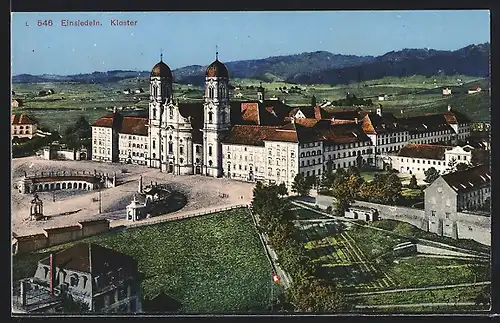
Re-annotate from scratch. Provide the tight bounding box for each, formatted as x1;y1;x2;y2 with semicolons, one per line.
11;10;490;75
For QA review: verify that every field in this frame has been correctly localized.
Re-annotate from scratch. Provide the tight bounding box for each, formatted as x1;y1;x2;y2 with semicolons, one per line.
11;74;490;132
12;208;280;313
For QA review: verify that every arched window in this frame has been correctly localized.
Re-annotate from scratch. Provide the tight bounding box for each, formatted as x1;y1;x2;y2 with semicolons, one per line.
153;84;158;97
169;107;174;119
221;111;226;124
152;108;157;119
208;160;213;167
209;87;215;99
168;142;173;154
208;111;213;123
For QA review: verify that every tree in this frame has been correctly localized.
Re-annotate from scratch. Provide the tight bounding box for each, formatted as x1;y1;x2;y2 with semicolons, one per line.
456;162;470;171
445;157;458;173
424;167;440;184
286;278;348;312
408;175;418;189
292;173;312;196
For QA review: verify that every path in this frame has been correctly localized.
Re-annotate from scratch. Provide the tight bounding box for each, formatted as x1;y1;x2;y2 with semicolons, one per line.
347;281;491;296
354;302;480;309
110;202;249;229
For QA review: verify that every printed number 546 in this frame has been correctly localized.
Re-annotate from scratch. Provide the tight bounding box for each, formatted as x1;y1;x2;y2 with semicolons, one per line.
37;20;53;26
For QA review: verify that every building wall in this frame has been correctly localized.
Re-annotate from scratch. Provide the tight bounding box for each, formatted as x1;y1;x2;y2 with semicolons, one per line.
387;155;448;180
12;124;37;139
298;140;323;178
322;140;373;173
14;221;110;255
119;134;149;165
222;141;299;189
92;126;114;162
408;129;454;145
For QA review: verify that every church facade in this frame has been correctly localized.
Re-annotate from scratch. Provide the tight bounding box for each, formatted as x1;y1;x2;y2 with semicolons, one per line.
91;55;473;189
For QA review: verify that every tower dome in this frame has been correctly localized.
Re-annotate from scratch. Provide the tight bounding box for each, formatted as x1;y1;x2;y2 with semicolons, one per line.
206;59;228;78
151;60;173;79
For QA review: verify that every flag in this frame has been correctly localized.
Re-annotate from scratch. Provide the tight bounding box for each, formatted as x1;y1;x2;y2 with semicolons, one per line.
272;273;281;285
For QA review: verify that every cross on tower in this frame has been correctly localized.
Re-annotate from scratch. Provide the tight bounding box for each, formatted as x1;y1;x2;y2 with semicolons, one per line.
160;48;163;62
216;44;218;60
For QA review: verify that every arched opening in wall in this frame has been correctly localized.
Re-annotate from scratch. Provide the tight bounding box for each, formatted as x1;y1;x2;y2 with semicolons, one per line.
26;186;31;193
83;183;87;190
78;182;83;190
80;152;86;160
168;162;174;173
208;160;213;167
88;184;92;190
208;111;213;123
38;185;43;191
50;183;55;190
68;183;73;189
62;183;67;189
56;183;60;190
196;166;201;174
44;184;49;190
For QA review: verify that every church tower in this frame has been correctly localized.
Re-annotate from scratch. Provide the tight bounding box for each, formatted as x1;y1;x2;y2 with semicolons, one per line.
202;49;231;177
148;53;174;169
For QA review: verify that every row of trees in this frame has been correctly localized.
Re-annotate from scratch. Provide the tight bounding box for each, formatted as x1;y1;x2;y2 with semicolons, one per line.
293;166;403;216
251;182;348;312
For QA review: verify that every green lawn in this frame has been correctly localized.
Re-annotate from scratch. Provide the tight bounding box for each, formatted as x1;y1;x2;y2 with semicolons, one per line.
386;256;490;288
12;208;280;313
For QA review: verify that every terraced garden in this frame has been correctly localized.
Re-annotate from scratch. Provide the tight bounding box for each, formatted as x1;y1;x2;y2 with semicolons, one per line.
292;206;490;299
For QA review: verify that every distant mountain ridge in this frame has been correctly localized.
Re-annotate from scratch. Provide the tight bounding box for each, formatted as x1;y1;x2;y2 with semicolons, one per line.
12;43;489;85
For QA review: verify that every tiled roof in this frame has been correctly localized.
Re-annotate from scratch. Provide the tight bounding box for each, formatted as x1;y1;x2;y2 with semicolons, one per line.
314;121;371;145
361;113;405;134
397;144;451;160
91;113;119;128
32;176;101;183
294;118;319;128
441;164;490;193
39;243;137;275
121;117;148;135
12;114;36;125
239;100;292;126
222;125;282;146
398;114;454;133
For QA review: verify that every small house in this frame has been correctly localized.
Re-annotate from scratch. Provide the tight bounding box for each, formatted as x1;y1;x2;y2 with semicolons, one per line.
442;88;452;96
123;89;131;95
345;205;379;222
378;94;388;101
12;99;23;108
468;87;482;94
134;88;144;94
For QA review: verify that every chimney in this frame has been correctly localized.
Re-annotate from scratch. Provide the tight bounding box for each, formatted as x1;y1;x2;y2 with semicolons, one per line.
376;105;383;117
49;253;55;296
448;104;452;112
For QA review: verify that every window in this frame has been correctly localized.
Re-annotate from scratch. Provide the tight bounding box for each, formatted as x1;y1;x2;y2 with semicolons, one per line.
228;153;231;159
168;142;173;154
445;212;450;219
196;145;201;153
70;274;79;287
209;87;214;99
221;111;226;124
179;146;184;155
152;108;157;119
169;107;174;119
208;146;213;157
153;141;156;149
208;111;213;123
208;160;213;166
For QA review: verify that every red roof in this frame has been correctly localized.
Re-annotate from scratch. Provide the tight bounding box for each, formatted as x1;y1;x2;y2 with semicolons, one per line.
397;144;452;160
120;117;148;135
11;114;36;125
